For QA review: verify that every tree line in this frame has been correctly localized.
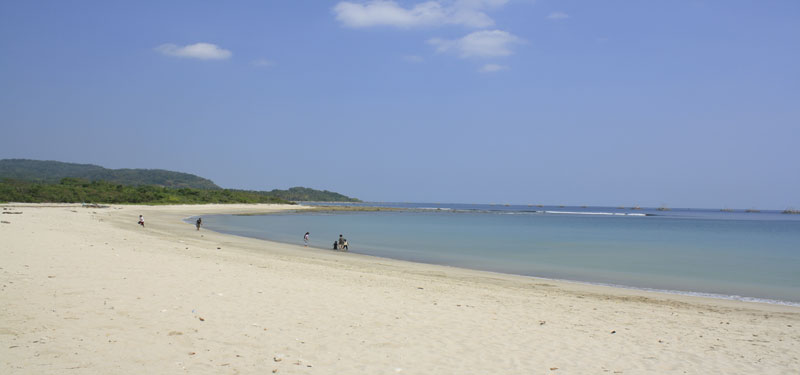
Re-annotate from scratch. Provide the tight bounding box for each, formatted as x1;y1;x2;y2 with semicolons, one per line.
0;178;292;204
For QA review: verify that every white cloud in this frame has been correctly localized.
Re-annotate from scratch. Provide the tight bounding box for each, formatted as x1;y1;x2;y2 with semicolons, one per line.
403;55;424;63
456;0;509;9
547;11;569;20
251;59;275;67
479;63;508;72
332;0;504;28
428;30;523;58
156;43;231;60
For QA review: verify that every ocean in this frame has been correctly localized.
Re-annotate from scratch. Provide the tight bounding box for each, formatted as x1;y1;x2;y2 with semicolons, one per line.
195;203;800;305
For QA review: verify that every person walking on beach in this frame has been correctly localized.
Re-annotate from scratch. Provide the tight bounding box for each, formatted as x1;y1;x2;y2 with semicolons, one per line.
338;234;348;251
196;217;202;231
304;232;310;247
138;215;145;227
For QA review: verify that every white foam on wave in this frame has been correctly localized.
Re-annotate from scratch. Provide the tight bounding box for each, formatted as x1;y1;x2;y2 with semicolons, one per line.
544;211;646;217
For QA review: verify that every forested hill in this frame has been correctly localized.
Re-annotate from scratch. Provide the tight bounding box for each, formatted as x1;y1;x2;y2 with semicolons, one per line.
0;159;220;189
267;187;361;202
0;159;361;203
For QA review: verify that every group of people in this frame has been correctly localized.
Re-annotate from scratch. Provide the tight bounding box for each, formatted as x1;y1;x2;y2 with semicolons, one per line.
136;215;349;252
301;232;349;251
333;234;348;251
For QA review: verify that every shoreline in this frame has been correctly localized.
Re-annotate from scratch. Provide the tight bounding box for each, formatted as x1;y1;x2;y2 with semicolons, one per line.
199;214;800;308
2;203;799;373
195;208;800;308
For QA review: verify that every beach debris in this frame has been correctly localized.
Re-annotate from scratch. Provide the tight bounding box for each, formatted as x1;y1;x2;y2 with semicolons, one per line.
610;330;616;334
217;247;221;249
198;317;205;322
47;275;55;278
539;321;546;325
82;203;108;208
550;367;559;370
2;211;22;214
189;352;196;355
168;331;183;336
273;354;284;362
1;221;10;224
272;369;278;373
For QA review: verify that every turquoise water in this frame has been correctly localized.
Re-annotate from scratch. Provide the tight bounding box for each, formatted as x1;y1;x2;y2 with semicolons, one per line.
198;204;800;305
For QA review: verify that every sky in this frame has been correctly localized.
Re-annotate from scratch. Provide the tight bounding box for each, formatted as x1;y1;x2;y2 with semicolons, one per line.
1;0;798;209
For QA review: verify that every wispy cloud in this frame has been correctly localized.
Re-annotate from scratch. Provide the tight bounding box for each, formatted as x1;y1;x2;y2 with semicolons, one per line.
428;30;523;58
333;0;509;29
155;43;232;60
479;63;508;72
251;59;275;67
547;11;569;20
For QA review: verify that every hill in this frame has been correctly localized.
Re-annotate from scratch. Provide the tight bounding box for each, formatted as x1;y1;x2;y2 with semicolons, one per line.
0;178;291;205
267;187;360;202
0;159;220;189
0;159;361;203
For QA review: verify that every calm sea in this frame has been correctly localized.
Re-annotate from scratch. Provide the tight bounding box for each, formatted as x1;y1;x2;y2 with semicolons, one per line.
196;203;800;305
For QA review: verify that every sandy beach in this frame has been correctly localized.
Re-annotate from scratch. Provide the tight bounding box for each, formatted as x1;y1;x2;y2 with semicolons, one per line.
1;204;798;374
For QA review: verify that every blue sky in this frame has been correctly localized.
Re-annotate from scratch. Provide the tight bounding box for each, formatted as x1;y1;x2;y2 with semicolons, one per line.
1;1;798;209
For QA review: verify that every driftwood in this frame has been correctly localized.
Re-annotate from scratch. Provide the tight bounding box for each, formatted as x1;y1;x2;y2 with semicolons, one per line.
2;211;22;214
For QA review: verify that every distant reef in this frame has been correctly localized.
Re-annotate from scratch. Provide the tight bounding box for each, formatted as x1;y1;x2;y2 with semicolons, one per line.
0;159;360;203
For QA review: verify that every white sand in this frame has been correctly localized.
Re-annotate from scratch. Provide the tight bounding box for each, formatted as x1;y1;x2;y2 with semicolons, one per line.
1;203;798;374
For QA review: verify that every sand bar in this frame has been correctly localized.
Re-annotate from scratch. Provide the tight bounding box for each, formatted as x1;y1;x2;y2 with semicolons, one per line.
1;203;798;374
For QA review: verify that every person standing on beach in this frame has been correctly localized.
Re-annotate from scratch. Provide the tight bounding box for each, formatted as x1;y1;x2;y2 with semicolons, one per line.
196;217;202;231
304;232;310;247
138;215;145;227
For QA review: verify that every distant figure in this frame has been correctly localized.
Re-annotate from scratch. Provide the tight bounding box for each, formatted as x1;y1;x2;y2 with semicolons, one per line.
304;232;310;247
196;217;202;231
342;240;349;251
138;215;145;227
338;234;348;251
333;241;338;250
